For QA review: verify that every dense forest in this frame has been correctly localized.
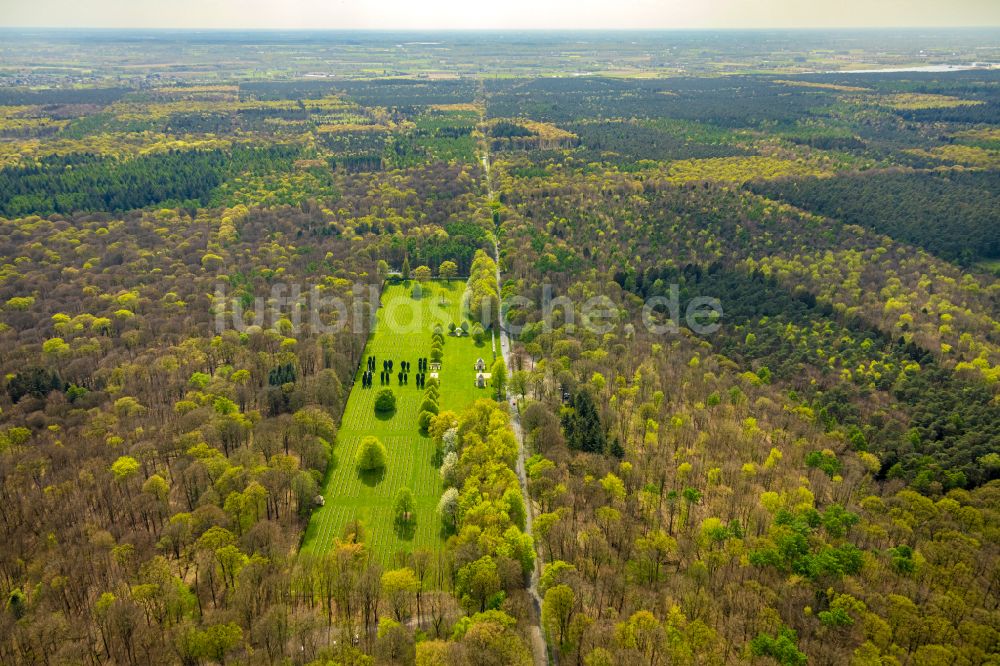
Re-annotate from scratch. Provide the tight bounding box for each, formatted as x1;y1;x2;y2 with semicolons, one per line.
0;147;300;217
0;48;998;666
750;170;1000;265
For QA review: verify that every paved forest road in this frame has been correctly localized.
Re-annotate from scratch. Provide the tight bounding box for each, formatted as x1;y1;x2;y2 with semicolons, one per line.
483;150;549;666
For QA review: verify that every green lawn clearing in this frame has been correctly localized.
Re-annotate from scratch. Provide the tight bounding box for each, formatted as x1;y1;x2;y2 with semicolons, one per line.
301;279;496;562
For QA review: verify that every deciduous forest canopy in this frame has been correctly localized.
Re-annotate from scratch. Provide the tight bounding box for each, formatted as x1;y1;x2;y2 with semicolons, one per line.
0;26;999;666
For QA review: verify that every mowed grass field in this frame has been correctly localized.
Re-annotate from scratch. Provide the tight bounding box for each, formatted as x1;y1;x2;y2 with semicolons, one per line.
301;280;495;563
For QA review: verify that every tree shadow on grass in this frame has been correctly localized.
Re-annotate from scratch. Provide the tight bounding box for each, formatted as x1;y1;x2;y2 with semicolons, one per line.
438;521;456;541
374;408;395;422
430;444;444;468
394;516;416;541
358;467;386;487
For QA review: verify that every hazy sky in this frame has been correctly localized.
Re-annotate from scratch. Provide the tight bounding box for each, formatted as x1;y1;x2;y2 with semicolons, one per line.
2;0;998;30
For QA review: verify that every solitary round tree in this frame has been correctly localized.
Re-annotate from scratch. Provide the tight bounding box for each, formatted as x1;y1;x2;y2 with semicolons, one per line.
356;436;388;472
413;265;432;282
374;388;396;414
394;487;415;523
439;260;458;282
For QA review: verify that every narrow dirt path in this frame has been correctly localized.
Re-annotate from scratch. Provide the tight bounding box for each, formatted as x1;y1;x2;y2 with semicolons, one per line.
481;142;550;666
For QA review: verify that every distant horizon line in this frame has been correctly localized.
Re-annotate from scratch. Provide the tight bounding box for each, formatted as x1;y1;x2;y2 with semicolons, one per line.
2;25;999;32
